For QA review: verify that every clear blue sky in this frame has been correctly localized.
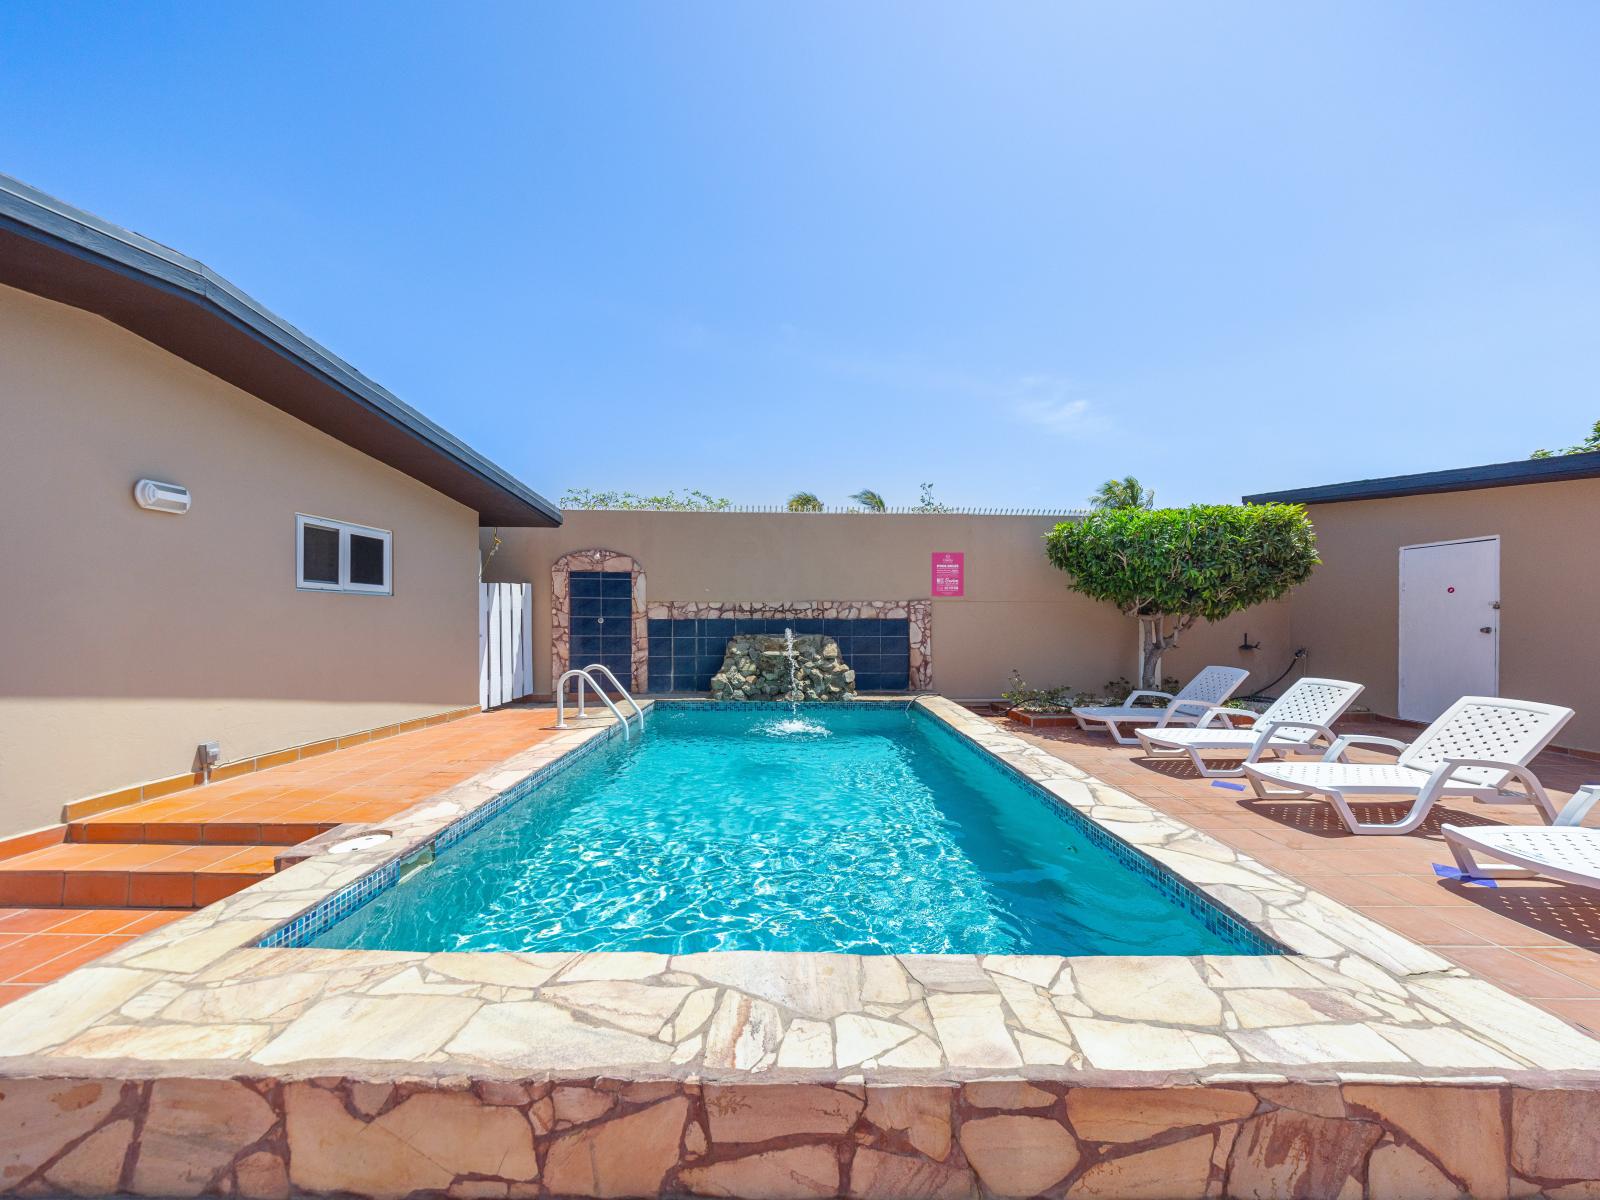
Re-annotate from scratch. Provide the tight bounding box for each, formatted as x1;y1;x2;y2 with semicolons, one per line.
3;2;1595;508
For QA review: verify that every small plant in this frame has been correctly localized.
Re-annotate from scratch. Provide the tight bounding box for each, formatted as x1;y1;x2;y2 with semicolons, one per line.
914;482;952;513
1001;670;1075;713
1069;676;1180;706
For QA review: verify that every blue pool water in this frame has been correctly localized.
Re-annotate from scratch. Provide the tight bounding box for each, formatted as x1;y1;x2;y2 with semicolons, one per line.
311;705;1271;956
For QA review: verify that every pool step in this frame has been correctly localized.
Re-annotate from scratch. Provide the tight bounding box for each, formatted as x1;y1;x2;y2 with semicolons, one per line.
0;842;278;908
69;814;333;846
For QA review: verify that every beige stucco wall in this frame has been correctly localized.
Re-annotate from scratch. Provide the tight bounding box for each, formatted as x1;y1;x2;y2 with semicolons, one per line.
484;512;1288;701
0;284;483;835
1283;480;1600;750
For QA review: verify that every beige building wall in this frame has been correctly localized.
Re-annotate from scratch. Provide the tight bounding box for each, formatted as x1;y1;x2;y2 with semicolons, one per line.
1283;480;1600;750
0;284;482;835
484;512;1287;701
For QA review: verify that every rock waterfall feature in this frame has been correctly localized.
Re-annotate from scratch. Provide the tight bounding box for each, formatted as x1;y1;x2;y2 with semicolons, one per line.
710;633;856;700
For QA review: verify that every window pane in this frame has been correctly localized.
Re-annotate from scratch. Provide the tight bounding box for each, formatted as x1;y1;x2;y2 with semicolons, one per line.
302;524;340;584
349;533;386;586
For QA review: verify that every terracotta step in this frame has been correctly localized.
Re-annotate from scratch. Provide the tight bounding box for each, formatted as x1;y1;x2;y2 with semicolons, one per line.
70;814;334;846
0;843;278;908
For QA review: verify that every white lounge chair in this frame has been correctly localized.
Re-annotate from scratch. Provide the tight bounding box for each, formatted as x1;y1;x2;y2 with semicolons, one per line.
1071;665;1250;746
1135;677;1365;778
1242;696;1574;836
1443;786;1600;888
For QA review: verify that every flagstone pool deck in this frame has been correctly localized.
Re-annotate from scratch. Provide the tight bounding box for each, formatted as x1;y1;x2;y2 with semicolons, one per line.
998;713;1600;1040
4;697;1600;1196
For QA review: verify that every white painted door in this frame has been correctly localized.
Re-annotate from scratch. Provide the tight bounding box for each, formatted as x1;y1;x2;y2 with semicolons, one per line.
1398;537;1499;722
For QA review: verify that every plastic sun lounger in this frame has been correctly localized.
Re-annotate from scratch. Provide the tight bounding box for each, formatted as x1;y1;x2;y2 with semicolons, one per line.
1135;677;1365;779
1242;696;1574;836
1444;785;1600;888
1071;665;1250;746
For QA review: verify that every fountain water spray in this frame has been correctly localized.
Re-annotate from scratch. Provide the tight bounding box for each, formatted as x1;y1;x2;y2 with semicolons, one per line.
784;626;801;715
767;626;828;736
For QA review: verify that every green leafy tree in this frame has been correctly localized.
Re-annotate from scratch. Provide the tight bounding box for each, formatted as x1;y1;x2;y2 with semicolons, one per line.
1531;420;1600;459
1090;475;1155;510
787;491;825;512
561;488;731;511
914;482;951;513
851;488;887;512
1045;504;1318;689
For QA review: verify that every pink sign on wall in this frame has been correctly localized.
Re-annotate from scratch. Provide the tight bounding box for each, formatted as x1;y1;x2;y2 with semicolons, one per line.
931;551;965;597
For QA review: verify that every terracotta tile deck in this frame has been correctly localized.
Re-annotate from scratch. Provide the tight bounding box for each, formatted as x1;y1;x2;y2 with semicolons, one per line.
995;713;1600;1037
0;907;185;1005
0;705;566;1003
68;707;569;844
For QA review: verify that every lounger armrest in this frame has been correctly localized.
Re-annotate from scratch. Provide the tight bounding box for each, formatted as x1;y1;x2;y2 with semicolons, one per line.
1124;690;1175;708
1245;720;1337;763
1426;757;1559;824
1321;733;1410;763
1195;706;1256;730
1155;698;1216;729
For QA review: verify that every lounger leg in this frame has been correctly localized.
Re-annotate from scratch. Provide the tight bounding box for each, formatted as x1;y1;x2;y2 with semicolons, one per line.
1186;746;1245;779
1329;790;1434;836
1134;729;1173;759
1518;777;1560;824
1245;769;1312;800
1445;835;1538;880
1106;720;1142;746
1448;839;1481;875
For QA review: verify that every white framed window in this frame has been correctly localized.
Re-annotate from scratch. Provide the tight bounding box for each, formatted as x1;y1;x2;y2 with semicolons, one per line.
296;514;392;595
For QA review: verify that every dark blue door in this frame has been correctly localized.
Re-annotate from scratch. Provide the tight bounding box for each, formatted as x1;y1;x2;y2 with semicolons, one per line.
568;571;633;691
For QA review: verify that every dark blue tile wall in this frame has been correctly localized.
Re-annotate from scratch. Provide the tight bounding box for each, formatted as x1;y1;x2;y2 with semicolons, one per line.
568;571;632;689
647;617;910;693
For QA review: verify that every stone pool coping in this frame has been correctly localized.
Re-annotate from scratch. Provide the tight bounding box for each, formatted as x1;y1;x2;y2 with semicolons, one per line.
7;696;1600;1197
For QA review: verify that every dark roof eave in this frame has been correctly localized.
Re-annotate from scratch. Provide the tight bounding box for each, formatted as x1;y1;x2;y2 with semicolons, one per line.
0;175;560;528
1244;450;1600;506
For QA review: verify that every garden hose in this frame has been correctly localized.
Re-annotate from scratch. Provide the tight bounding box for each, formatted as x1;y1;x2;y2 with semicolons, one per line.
1240;647;1307;703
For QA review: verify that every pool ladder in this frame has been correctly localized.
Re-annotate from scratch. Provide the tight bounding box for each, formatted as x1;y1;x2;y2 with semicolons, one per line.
555;664;644;740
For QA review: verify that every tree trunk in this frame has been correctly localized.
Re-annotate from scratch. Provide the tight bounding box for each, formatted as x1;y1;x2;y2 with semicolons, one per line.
1138;616;1164;690
1138;614;1198;690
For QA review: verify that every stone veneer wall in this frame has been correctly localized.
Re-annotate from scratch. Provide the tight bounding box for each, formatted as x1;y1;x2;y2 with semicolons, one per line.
648;600;932;691
550;549;648;693
5;1074;1598;1198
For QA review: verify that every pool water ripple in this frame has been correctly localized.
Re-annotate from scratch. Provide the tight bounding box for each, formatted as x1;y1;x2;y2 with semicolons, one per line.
313;706;1258;956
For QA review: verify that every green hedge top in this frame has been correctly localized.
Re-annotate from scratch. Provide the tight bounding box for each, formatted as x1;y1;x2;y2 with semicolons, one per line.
1044;503;1318;622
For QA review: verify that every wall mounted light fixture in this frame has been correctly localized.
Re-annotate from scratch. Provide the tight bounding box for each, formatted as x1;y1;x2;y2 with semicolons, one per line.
133;479;191;514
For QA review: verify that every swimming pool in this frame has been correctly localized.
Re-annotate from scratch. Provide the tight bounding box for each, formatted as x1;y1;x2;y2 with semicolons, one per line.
310;704;1274;957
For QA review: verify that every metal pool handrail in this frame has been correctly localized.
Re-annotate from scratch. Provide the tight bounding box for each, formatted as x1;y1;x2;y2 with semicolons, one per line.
554;669;632;739
581;663;645;731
